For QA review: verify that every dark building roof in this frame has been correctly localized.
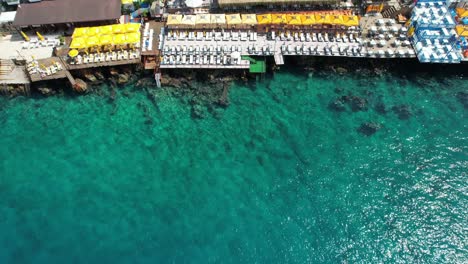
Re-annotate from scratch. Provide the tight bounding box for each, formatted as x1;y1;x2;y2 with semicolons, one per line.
13;0;121;26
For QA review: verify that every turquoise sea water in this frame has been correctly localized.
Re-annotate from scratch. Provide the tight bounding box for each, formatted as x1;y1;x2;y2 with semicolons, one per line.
0;66;466;263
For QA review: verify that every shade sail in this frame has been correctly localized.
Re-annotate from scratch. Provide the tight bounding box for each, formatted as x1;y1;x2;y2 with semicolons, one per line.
167;14;183;26
125;32;141;44
226;14;242;25
300;14;316;25
72;27;88;38
286;14;302;26
241;14;257;25
86;36;100;47
257;14;272;25
181;15;196;26
271;14;286;24
112;24;126;34
99;35;113;45
113;34;127;45
70;37;87;49
125;23;140;33
195;14;211;26
211;14;226;25
100;25;113;35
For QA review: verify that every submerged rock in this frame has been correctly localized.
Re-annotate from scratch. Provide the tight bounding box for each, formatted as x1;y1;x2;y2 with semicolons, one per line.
117;73;129;84
358;122;382;136
456;92;468;109
84;73;97;83
348;96;368;112
328;98;346;112
37;87;56;96
392;104;411;120
375;101;387;114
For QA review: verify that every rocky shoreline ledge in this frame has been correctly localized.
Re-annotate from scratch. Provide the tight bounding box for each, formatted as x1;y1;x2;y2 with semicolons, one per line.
2;57;467;123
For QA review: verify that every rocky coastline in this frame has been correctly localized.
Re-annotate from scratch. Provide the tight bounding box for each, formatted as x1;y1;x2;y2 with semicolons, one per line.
2;57;467;127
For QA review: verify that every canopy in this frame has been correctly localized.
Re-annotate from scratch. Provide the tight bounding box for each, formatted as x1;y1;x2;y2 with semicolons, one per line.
195;14;211;26
70;37;87;49
286;14;302;26
330;15;343;25
181;15;196;26
257;14;272;25
100;25;113;35
271;14;286;24
241;14;257;25
167;14;183;26
87;27;100;36
226;14;242;25
86;36;100;47
121;0;133;4
125;23;140;33
112;24;126;34
99;35;113;45
456;8;468;18
343;15;359;27
211;14;226;26
68;49;79;58
125;32;141;44
113;34;127;45
72;27;88;38
185;0;203;8
300;14;316;25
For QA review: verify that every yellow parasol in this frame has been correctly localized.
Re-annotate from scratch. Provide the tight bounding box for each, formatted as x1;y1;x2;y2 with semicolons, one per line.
70;37;87;49
167;14;183;26
211;14;226;27
112;24;126;34
125;23;141;33
195;14;212;28
257;14;272;25
112;34;127;45
125;32;141;44
86;36;100;47
331;15;344;25
68;49;79;58
314;14;330;24
72;27;88;38
121;0;133;4
343;15;359;27
241;14;257;25
86;27;100;37
286;14;302;26
99;35;113;46
456;8;468;18
271;14;286;25
226;14;242;26
181;15;196;27
455;25;468;37
100;25;113;35
300;14;316;25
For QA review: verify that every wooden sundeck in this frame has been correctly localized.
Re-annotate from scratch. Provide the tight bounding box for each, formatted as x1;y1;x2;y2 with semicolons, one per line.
28;57;68;82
